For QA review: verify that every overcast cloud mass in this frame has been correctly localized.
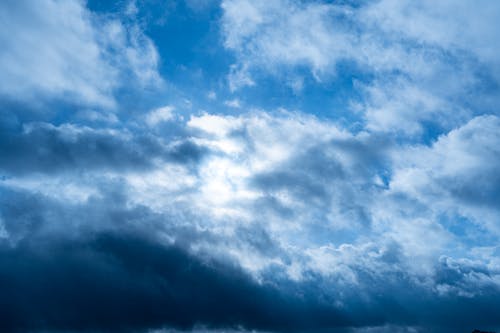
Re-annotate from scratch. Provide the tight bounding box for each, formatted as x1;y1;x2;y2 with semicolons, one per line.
0;1;499;332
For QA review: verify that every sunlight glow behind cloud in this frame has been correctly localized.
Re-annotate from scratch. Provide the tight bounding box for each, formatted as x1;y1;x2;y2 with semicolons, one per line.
0;1;499;333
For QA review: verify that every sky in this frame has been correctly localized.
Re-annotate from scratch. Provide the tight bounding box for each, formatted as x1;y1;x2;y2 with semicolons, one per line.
0;1;499;332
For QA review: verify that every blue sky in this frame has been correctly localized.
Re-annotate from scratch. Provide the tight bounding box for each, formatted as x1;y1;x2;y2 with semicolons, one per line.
1;1;500;332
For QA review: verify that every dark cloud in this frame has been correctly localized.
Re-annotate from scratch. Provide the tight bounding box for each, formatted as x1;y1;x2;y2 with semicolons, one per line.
249;136;390;230
0;185;349;332
439;170;500;210
251;135;389;194
0;231;352;333
0;121;207;176
250;143;347;207
1;186;499;333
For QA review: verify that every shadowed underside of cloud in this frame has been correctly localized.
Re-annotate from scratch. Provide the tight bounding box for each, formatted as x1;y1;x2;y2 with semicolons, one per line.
0;112;499;333
1;182;500;333
0;186;351;332
0;228;498;333
0;111;499;333
0;231;352;333
1;0;500;332
0;120;207;176
0;232;499;333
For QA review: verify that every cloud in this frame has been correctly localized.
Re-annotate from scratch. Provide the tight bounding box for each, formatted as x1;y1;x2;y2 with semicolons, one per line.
1;181;500;333
362;0;500;74
224;98;242;108
0;109;499;332
227;63;256;92
222;0;500;79
0;120;206;177
0;0;162;108
358;77;468;135
0;0;499;331
207;91;217;100
221;0;351;89
146;106;176;127
221;0;500;135
0;185;353;333
389;115;500;236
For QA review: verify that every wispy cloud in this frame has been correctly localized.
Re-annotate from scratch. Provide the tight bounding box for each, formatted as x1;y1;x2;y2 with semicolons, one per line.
0;0;162;108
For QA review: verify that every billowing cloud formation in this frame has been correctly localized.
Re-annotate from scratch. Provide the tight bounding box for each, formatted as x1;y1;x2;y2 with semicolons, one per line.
0;210;350;333
2;111;500;332
0;0;499;333
391;115;500;235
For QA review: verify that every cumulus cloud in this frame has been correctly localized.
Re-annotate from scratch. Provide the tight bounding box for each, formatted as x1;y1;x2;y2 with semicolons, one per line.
0;220;349;333
1;1;499;332
390;115;500;235
0;109;499;332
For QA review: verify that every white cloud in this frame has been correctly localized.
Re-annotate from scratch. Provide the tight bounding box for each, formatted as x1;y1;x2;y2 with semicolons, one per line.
207;91;217;100
125;0;139;17
224;98;241;108
76;109;119;123
3;110;498;292
184;111;500;283
222;0;351;80
0;0;162;108
122;24;162;86
188;113;242;137
145;106;175;126
2;1;500;329
227;63;255;91
360;77;468;135
390;115;500;235
361;0;500;72
0;217;8;239
222;0;500;80
221;0;500;134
